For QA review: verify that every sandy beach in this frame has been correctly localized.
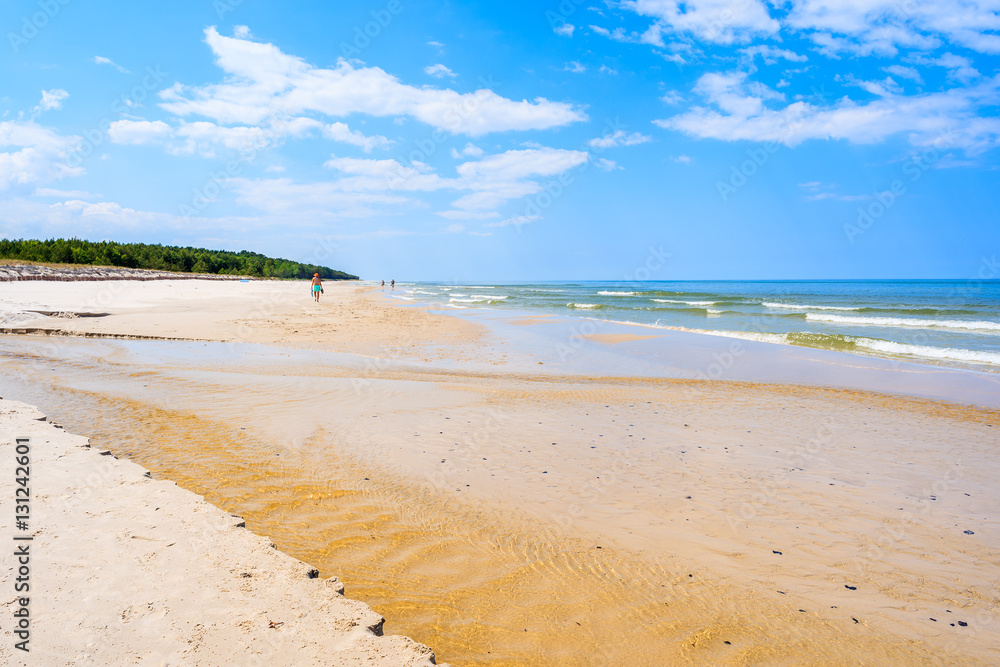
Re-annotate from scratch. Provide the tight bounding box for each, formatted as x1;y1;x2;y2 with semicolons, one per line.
1;278;998;665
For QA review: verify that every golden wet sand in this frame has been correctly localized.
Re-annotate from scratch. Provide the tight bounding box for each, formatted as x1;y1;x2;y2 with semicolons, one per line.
1;340;996;666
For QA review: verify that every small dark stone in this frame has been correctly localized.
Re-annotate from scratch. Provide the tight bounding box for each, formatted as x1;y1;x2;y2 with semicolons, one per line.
958;621;968;627
963;530;975;535
773;550;782;555
724;641;731;645
852;618;859;624
930;618;936;621
845;585;857;590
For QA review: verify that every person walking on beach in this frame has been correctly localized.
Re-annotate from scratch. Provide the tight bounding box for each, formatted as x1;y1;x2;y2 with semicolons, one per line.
311;273;323;302
381;280;385;289
390;279;395;290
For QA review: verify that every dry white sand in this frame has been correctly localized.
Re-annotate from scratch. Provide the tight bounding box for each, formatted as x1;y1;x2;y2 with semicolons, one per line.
0;399;444;666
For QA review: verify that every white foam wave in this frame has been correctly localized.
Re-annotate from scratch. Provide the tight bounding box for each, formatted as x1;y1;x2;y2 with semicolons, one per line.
852;338;1000;365
762;302;857;311
707;309;724;315
807;313;1000;332
688;329;1000;366
652;299;716;306
450;296;491;303
597;291;635;296
568;303;600;309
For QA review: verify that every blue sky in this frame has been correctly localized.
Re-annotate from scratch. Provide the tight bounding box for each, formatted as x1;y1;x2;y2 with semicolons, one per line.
1;0;998;280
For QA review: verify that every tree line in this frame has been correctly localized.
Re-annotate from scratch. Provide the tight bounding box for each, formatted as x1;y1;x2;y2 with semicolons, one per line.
0;238;358;280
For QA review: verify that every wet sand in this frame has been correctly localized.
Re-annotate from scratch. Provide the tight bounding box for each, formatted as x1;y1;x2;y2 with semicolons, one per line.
0;280;998;665
0;398;441;666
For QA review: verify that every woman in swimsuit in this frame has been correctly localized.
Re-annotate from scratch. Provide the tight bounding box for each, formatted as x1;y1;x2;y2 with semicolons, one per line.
311;273;323;302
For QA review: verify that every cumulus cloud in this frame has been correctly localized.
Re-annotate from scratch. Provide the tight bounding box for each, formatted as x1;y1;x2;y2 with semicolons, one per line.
0;121;83;190
617;0;1000;56
785;0;1000;56
424;63;456;78
740;44;808;66
158;28;586;136
321;122;393;153
624;0;780;45
220;146;591;221
33;89;70;116
554;23;575;37
588;130;652;149
655;70;1000;154
884;64;924;84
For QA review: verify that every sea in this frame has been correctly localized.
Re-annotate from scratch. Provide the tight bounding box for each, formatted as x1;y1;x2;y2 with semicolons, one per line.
394;279;1000;371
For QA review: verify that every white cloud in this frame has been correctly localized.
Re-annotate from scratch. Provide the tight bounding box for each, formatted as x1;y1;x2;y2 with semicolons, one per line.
672;154;693;163
588;130;652;149
786;0;1000;56
936;52;980;83
424;63;456;79
565;61;587;73
322;122;392;153
94;56;129;74
884;65;923;84
233;25;251;38
554;23;575;37
740;44;808;66
450;142;484;159
616;0;1000;57
158;28;586;137
624;0;780;45
660;90;685;105
656;70;1000;154
0;121;83;190
444;223;465;233
600;65;619;75
594;158;622;171
34;89;69;116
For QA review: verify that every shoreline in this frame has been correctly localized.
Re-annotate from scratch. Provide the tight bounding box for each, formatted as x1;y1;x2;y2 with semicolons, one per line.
0;398;443;666
0;279;997;664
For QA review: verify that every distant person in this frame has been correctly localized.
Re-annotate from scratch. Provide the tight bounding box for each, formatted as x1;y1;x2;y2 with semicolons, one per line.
391;279;395;290
311;273;324;302
381;280;385;289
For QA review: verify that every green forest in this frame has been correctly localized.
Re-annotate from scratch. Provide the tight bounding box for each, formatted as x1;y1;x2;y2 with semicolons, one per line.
0;238;358;280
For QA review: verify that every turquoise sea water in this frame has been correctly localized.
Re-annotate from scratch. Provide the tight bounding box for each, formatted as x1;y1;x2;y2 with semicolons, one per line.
393;280;1000;371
